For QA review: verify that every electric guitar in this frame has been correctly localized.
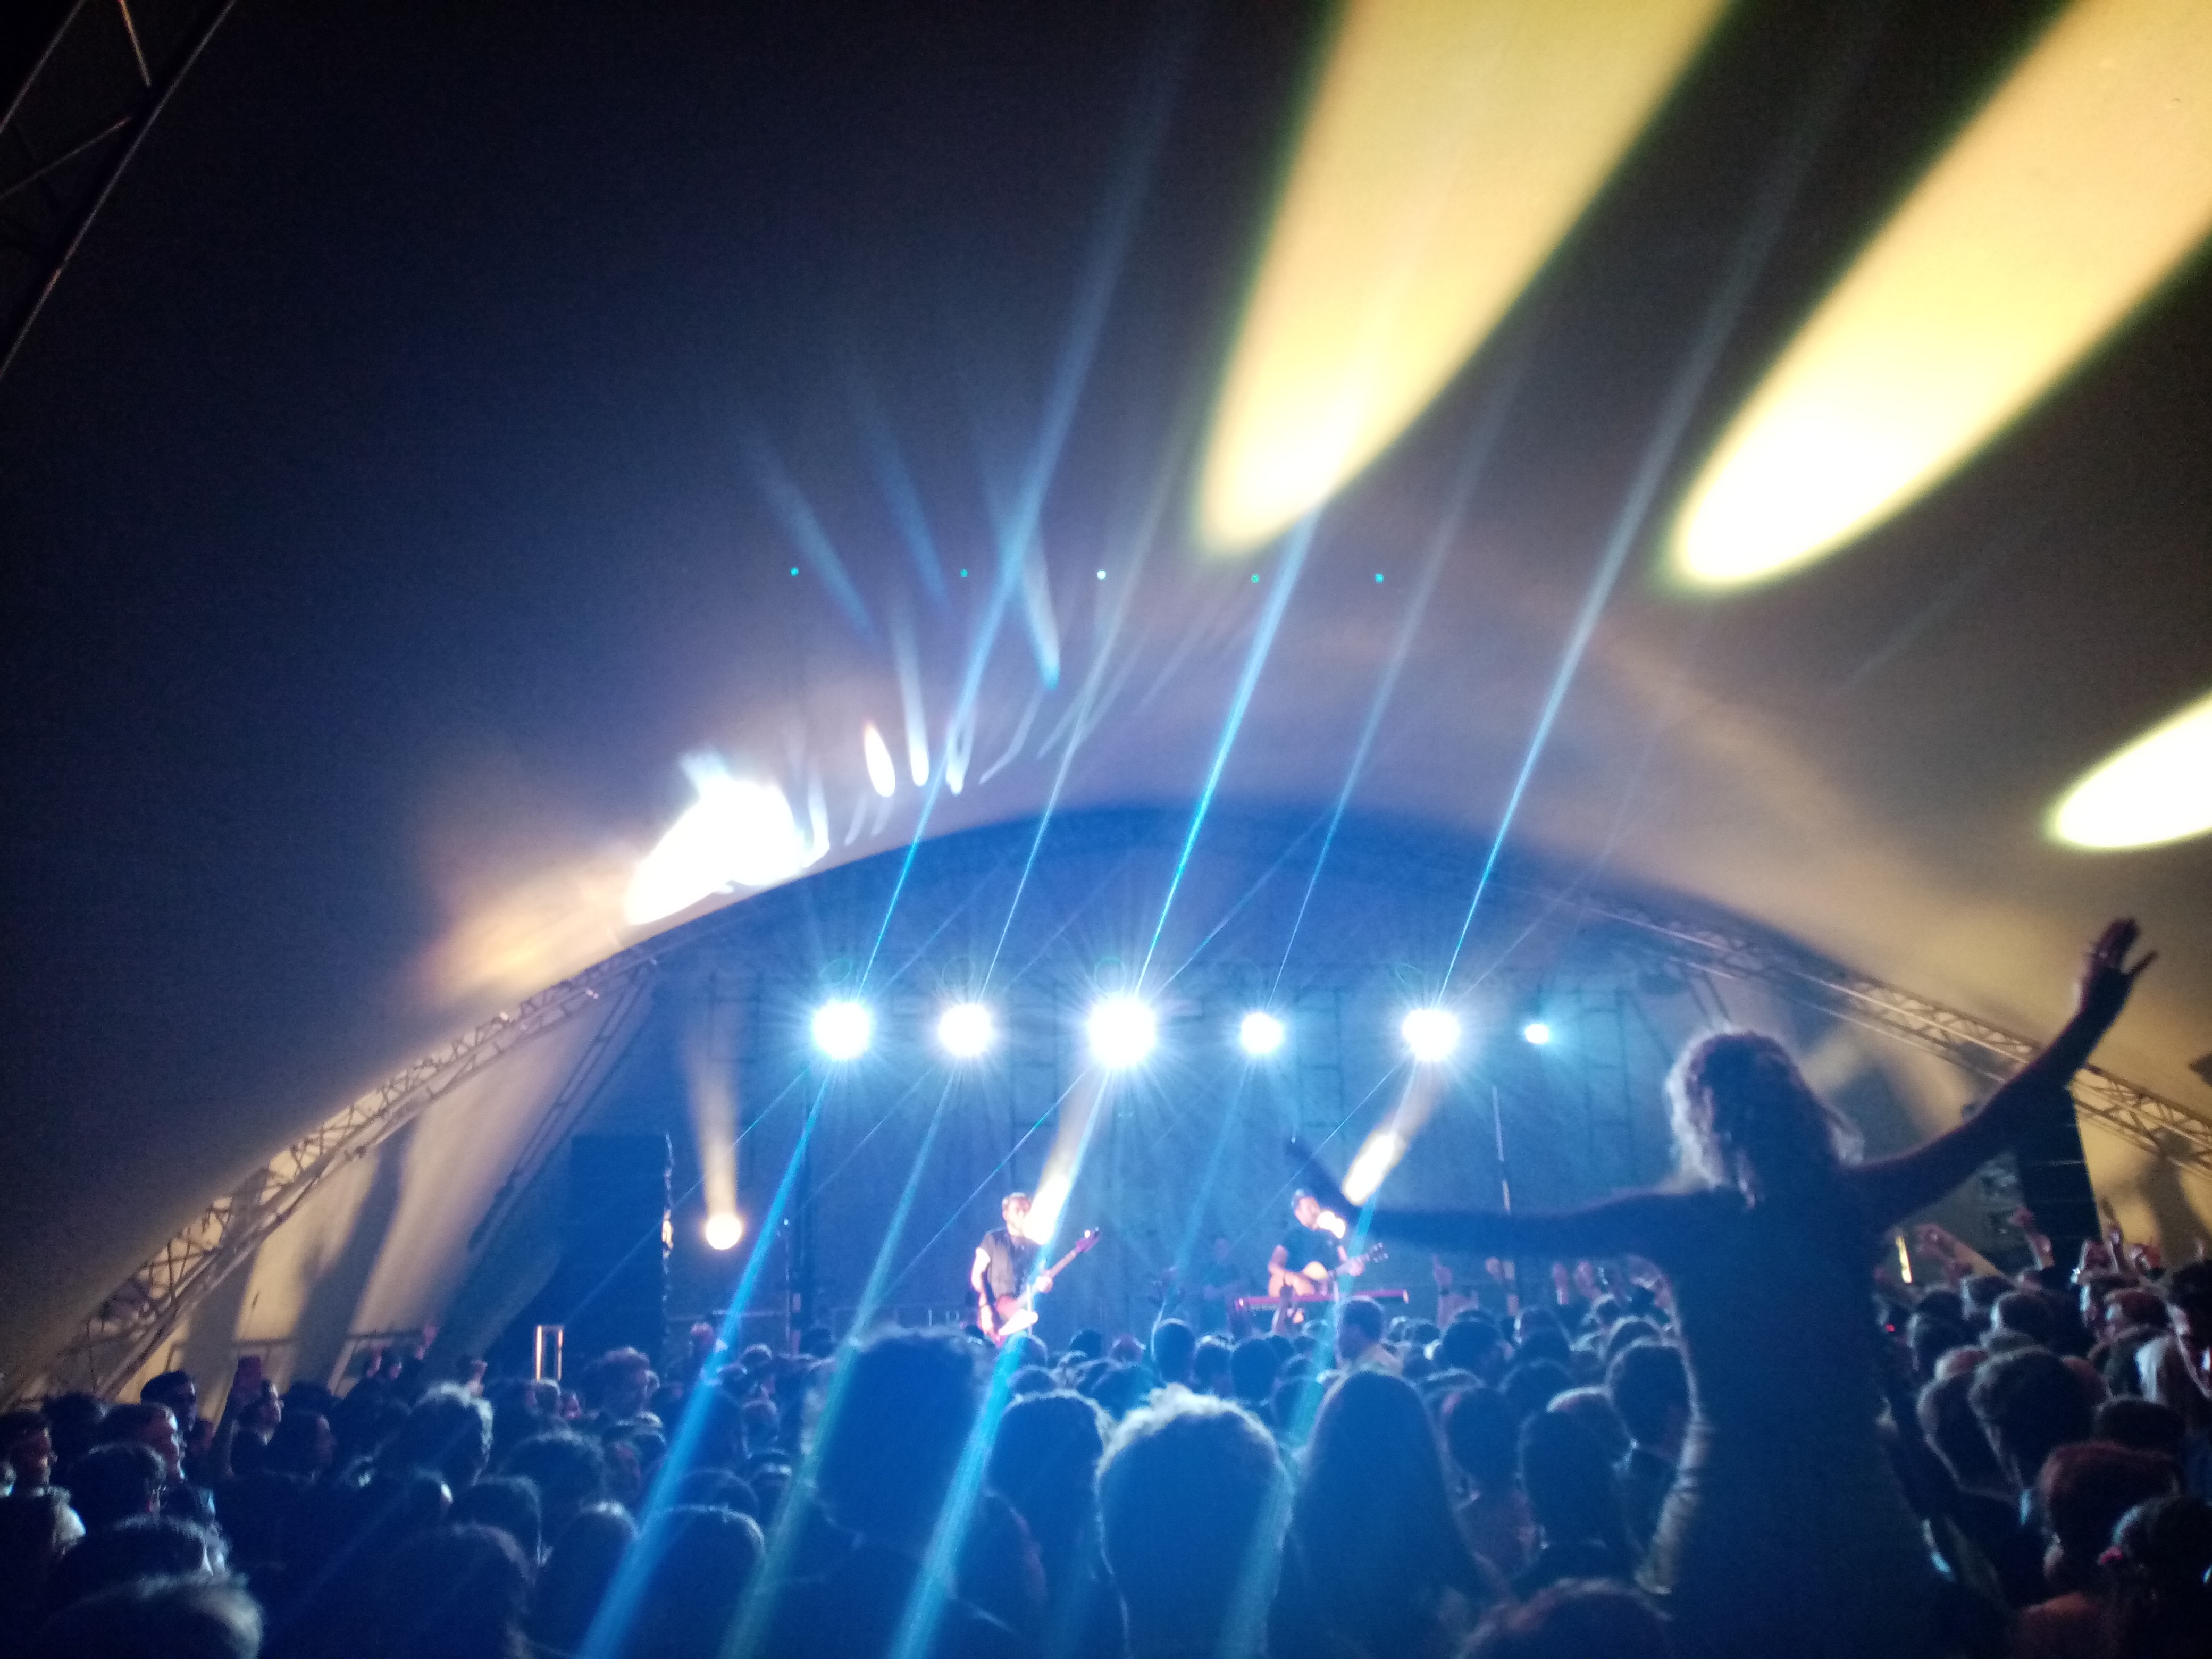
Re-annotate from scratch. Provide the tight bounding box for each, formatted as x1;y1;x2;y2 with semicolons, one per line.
979;1228;1101;1344
1267;1242;1387;1300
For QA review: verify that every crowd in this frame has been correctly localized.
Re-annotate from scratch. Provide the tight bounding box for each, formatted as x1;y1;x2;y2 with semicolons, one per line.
2;921;2207;1659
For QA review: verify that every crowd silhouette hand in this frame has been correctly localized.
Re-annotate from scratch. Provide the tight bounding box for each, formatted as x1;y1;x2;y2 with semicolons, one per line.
2073;918;2155;1040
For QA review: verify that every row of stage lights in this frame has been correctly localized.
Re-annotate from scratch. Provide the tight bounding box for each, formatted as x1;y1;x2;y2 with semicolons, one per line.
807;996;1556;1068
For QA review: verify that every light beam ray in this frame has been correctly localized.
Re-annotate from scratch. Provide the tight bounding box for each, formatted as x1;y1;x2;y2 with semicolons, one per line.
1269;334;1535;998
742;429;876;639
1138;520;1316;986
858;7;1193;988
1442;14;1871;988
581;1077;831;1659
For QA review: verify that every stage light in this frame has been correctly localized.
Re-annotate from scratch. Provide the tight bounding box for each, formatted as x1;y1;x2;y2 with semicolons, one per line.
1086;997;1157;1070
1671;0;2212;589
811;1000;872;1061
1197;0;1729;551
1401;1007;1460;1063
1239;1011;1286;1056
937;1001;995;1058
2049;688;2212;850
624;754;823;924
1522;1020;1553;1046
703;1212;744;1251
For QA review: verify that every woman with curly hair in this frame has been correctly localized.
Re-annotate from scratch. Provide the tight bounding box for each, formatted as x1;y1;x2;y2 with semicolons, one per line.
1296;921;2152;1659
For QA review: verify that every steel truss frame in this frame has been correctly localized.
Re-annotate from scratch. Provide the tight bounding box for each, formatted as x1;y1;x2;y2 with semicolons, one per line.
0;0;238;383
31;950;658;1400
1570;894;2212;1178
27;875;2210;1401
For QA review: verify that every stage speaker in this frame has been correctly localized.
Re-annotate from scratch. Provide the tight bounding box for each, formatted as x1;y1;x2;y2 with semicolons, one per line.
552;1134;671;1367
2013;1094;2099;1266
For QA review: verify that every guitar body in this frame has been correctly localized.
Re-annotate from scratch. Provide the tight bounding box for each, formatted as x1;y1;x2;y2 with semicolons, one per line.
979;1227;1101;1345
981;1294;1037;1342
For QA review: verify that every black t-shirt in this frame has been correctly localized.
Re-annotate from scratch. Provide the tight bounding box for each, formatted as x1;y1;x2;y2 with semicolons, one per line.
981;1229;1040;1300
1279;1223;1340;1281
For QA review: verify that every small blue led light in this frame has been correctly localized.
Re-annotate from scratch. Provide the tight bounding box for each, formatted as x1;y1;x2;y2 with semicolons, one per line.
1250;573;1260;583
1374;572;1385;583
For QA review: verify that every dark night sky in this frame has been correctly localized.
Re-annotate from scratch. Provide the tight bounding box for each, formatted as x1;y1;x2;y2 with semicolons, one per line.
2;0;2207;1376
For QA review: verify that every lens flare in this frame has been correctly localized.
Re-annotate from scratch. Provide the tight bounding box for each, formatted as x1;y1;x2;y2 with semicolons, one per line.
2049;688;2212;850
703;1212;744;1251
937;1002;996;1058
1086;997;1158;1069
1672;0;2212;587
1401;1007;1461;1063
1522;1020;1553;1045
1199;0;1728;551
812;1000;873;1061
1238;1011;1286;1055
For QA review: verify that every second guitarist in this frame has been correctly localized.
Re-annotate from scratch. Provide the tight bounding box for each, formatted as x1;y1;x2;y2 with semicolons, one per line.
1267;1188;1372;1300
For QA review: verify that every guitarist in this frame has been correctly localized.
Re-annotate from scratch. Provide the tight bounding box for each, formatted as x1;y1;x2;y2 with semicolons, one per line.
1268;1188;1369;1302
970;1192;1053;1334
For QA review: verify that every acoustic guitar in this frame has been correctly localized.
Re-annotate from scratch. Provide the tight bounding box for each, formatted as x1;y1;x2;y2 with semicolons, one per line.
979;1227;1101;1344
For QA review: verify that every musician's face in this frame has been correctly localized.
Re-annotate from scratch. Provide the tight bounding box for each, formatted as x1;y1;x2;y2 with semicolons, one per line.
1294;1195;1321;1227
1004;1203;1032;1238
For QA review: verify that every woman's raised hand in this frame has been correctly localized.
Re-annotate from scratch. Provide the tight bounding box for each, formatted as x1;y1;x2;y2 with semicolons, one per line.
2072;919;2155;1041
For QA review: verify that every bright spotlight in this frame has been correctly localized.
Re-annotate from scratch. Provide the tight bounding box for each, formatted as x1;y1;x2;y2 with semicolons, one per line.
1238;1011;1286;1056
623;753;824;924
1522;1020;1553;1046
937;1001;996;1058
811;1000;872;1061
1086;997;1157;1070
1197;0;1729;550
1401;1008;1460;1063
2049;689;2212;850
703;1212;744;1251
1670;0;2212;588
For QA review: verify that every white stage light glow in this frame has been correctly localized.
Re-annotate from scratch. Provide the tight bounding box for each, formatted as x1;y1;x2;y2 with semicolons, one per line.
862;723;898;798
812;1000;873;1061
1401;1007;1460;1063
624;755;824;925
937;1002;995;1059
1522;1020;1553;1046
703;1212;744;1251
1086;997;1158;1070
2050;688;2212;849
1239;1011;1286;1056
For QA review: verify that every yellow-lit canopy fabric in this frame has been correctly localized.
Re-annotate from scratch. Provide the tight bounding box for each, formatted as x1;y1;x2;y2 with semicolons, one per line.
1672;0;2212;587
1199;0;1729;552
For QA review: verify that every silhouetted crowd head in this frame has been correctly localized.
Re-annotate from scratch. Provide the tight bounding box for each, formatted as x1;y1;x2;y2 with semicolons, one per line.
0;1244;2207;1659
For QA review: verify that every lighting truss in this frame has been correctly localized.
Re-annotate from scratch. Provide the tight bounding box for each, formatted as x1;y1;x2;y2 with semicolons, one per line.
1568;893;2212;1180
0;0;240;384
23;952;658;1401
21;878;2210;1402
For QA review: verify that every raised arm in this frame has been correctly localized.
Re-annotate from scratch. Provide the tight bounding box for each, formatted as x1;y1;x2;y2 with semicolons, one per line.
1851;920;2153;1229
1287;1143;1684;1264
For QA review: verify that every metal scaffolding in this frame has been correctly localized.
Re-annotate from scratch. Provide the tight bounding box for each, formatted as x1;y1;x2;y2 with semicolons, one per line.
24;878;2210;1401
1573;896;2212;1178
0;0;238;383
32;949;658;1400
